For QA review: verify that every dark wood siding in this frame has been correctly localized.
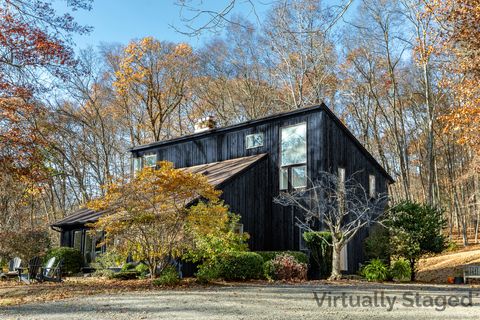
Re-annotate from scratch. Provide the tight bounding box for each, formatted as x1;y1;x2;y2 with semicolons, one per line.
58;105;392;274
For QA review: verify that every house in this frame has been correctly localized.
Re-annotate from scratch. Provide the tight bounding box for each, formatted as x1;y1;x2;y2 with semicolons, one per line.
51;104;394;273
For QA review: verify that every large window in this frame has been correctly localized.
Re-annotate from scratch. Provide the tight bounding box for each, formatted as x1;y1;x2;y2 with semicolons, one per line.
281;123;307;166
280;123;307;191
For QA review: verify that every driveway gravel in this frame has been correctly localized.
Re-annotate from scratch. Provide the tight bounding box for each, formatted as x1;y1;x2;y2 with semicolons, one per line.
1;283;479;319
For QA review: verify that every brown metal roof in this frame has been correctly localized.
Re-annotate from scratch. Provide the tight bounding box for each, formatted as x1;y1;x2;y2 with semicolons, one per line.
51;154;267;229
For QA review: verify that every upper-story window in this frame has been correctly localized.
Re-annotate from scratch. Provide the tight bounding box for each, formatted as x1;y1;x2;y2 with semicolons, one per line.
280;123;307;191
246;133;264;149
143;154;157;168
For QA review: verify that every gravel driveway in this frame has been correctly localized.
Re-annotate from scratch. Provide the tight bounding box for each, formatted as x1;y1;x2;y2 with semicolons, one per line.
1;283;479;319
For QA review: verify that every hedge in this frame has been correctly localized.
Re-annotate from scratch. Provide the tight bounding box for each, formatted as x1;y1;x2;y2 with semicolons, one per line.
45;247;83;275
218;252;264;280
254;251;308;265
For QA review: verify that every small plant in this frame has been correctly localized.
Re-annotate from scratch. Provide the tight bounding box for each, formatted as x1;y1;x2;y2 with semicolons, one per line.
445;241;458;252
389;259;411;281
45;247;83;275
263;260;276;281
153;266;179;286
269;254;307;281
303;231;332;278
361;258;388;282
121;262;136;271
135;263;150;278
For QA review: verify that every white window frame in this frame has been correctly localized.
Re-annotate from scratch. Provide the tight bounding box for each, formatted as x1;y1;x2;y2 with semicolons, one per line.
143;154;157;168
245;133;264;149
280;122;307;167
279;122;307;191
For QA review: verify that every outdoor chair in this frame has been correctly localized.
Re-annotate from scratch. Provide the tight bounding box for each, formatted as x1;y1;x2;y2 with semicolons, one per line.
38;257;63;283
0;257;22;280
17;256;42;284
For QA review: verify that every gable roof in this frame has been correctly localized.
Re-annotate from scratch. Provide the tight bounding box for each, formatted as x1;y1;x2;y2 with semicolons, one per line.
51;154;267;229
130;103;394;183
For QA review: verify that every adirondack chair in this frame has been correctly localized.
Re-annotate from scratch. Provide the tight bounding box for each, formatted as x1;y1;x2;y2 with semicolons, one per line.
0;257;22;280
38;257;63;283
17;256;42;284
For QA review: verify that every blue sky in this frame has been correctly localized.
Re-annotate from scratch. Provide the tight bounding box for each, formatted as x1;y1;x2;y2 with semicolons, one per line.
56;0;267;50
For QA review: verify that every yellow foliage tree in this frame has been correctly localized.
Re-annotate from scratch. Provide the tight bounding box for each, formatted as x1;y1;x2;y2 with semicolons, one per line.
87;161;246;278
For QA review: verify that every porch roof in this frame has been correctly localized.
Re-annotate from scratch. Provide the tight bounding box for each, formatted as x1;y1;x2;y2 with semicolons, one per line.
51;153;267;229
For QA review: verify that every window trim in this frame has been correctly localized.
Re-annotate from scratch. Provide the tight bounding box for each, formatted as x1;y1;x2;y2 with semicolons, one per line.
280;122;307;167
245;133;264;149
143;154;157;168
279;122;308;192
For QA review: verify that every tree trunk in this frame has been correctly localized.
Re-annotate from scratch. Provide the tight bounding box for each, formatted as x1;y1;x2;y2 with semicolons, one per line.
410;258;416;282
329;241;343;280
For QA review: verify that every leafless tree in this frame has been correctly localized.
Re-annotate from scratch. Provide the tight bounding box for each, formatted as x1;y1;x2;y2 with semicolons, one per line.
274;171;388;280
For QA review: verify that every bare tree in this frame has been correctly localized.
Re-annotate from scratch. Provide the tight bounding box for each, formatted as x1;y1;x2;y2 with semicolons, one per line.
275;171;388;280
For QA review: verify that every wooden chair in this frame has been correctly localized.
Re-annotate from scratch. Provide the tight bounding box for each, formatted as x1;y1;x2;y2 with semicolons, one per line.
464;265;480;284
0;257;22;280
17;256;42;284
39;258;63;283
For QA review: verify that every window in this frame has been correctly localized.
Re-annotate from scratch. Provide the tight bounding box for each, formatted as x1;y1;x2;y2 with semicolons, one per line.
246;133;264;149
84;232;94;263
73;230;82;252
233;223;244;234
338;167;346;189
280;123;307;191
133;157;142;175
369;174;376;198
280;167;288;190
291;165;307;189
281;123;307;166
143;154;157;168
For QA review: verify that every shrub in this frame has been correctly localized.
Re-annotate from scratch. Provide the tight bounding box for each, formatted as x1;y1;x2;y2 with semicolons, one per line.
389;259;411;281
121;262;136;271
91;251;123;278
111;270;139;280
303;231;332;278
263;260;276;281
364;224;390;262
268;254;307;281
255;251;308;264
361;258;388;282
218;252;264;280
135;263;150;278
45;247;83;275
195;263;221;284
153;266;179;286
